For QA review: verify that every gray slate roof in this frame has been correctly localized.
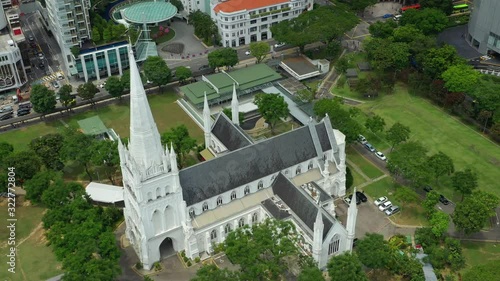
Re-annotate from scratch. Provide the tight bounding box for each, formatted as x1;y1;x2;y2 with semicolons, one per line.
261;199;292;220
211;113;252;151
272;174;333;239
180;123;331;206
315;123;332;151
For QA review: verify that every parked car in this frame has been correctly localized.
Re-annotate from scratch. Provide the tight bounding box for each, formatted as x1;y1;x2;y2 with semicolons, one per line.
274;42;286;48
344;195;360;206
374;196;388;206
358;134;367;144
385;206;400;216
378;201;392;211
439;195;450;205
0;105;13;113
18;102;32;109
423;186;433;192
356;191;367;203
52;81;60;88
39;62;45;69
17;108;31;116
364;142;375;152
393;15;402;21
245;50;251;55
0;112;13;121
99;82;106;88
375;151;387;161
38;53;44;60
198;65;211;71
382;13;394;19
57;72;64;80
29;35;34;42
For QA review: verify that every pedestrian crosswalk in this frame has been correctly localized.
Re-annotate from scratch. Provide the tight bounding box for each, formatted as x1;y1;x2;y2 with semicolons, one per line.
41;71;63;83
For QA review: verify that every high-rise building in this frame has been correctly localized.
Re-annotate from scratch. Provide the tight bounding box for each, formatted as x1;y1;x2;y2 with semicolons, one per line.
467;0;500;56
45;0;91;75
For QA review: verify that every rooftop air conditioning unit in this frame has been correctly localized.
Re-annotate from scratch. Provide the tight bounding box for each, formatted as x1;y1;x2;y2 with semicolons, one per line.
7;40;14;46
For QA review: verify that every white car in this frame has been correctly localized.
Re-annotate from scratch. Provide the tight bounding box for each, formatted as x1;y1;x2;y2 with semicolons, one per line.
375;151;387;161
358;134;367;144
245;50;251;55
374;196;388;206
99;82;106;88
378;201;392;211
274;42;285;48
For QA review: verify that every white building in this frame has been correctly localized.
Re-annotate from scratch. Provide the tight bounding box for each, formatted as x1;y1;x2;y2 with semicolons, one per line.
119;49;357;271
211;0;313;47
45;0;91;75
0;26;27;93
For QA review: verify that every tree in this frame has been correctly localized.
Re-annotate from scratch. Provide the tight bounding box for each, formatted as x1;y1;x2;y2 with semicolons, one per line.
295;88;315;103
345;166;354;190
422;45;465;79
442;64;480;93
225;219;300;281
77;82;99;104
368;20;397;39
452;191;499;235
30;84;57;115
388;253;425;281
4;151;42;185
143;56;172;91
327;252;368;281
62;129;95;181
355;233;392;269
298;266;325;281
176;66;192;84
208;47;239;70
386;122;411;151
452;168;478;201
92;27;101;43
104;76;125;100
91;140;120;185
314;98;363;143
170;0;183;11
365;38;410;72
160;125;197;168
429;211;450;238
254;93;290;134
422;191;441;218
427;152;454;183
58;84;75;110
222;108;244;125
350;0;377;14
386;141;432;187
463;260;500;281
192;264;240;281
30;133;65;171
400;8;448;35
24;170;59;204
189;11;218;44
335;56;349;74
249;42;270;64
0;141;14;166
121;69;131;89
365;115;385;133
420;0;453;15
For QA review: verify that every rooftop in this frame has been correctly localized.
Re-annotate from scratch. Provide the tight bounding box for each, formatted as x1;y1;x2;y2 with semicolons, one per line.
86;182;124;203
122;0;177;24
77;116;108;135
0;33;16;53
281;57;319;76
214;0;289;14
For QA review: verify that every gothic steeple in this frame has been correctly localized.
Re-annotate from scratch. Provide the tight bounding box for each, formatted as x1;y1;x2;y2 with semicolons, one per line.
312;208;324;265
346;187;358;252
231;83;239;125
203;92;212;148
127;49;164;172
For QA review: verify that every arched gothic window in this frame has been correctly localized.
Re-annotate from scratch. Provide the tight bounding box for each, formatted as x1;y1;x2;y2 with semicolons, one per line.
224;223;232;234
202;202;209;212
252;212;258;223
328;234;341;255
284;170;289;175
210;230;217;240
323;154;327;161
296;166;302;175
217;196;223;206
308;161;313;170
244;185;250;195
238;218;245;227
231;191;237;200
189;208;195;218
258;180;263;190
156;187;161;198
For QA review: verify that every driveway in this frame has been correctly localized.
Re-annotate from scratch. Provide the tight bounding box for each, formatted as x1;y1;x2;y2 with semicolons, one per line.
158;20;208;59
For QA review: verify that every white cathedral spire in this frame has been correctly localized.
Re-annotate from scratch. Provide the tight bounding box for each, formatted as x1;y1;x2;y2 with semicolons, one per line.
231;83;239;125
203;92;212;148
312;208;324;265
346;187;358;252
127;49;164;171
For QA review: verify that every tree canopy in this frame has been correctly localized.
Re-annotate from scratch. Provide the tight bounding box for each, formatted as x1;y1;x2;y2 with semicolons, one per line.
386;141;432;187
143;56;172;90
192;264;241;281
189;10;218;44
355;233;392;269
30;84;57;114
249;42;270;64
313;98;363;143
368;20;397;39
427;151;454;182
442;64;480;93
77;82;99;104
298;266;325;281
421;45;465;79
176;66;193;84
90;140;120;185
254;93;290;134
4;151;42;186
365;38;410;72
24;170;59;204
429;211;450;238
58;84;75;110
61;129;95;181
30;133;65;171
365;114;386;133
420;0;453;15
400;8;448;35
208;47;239;70
451;168;478;201
452;191;499;235
327;252;368;281
160;125;197;168
386;122;411;151
105;76;125;99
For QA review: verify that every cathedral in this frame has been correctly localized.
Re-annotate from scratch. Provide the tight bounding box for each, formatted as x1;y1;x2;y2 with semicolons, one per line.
119;50;358;271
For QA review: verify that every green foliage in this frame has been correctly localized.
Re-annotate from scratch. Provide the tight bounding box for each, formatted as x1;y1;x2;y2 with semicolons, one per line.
176;66;193;84
387;253;425;281
4;151;42;185
414;227;439;248
61;129;96;181
429;211;450;238
154;262;162;271
144;276;153;281
143;56;172;90
70;46;80;57
345;166;353;190
386;122;411;151
222;108;245;125
127;26;140;45
365;114;386;133
386;141;431;188
77;82;99;103
90;13;126;44
170;0;183;11
421;45;465;79
327;252;368;281
365;38;410;72
298;266;325;281
189;10;218;44
254;93;290;134
105;76;125;99
400;8;449;35
59;84;75;110
442;64;480;93
295;88;315;103
161;125;197;168
427;152;454;183
422;191;440;218
24;170;59;204
335;56;349;74
452;191;499;235
192;264;241;281
208;47;239;70
224;219;300;281
349;0;377;13
394;186;420;204
30;133;65;171
452;168;478;201
90;140;119;185
469;76;500;115
249;42;270;63
0;141;14;166
194;257;200;263
313;98;363;143
30;84;57;114
462;260;500;281
420;0;453;15
368;20;397;39
135;262;143;270
355;233;392;269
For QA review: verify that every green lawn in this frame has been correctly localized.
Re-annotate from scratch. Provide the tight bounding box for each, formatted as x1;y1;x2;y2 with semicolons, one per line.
346;147;385;179
0;92;204;152
348;164;367;188
461;241;500;270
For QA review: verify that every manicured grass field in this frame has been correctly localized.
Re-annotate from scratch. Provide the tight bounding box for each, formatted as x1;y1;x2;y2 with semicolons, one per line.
349;85;500;198
461;241;500;271
0;92;204;152
348;164;367;188
346;147;385;179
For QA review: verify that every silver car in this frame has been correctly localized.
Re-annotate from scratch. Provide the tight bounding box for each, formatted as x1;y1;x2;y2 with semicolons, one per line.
378;201;392;211
385;206;400;216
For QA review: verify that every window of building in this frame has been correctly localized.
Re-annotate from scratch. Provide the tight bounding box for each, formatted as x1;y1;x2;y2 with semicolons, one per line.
308;162;313;170
231;191;237;200
202;202;209;212
189;208;195;218
224;223;232;234
270;6;277;11
252;212;258;223
261;17;268;22
283;12;289;17
258;180;264;190
281;4;287;9
249;27;257;32
250;20;257;24
259;8;266;13
244;185;250;195
272;15;278;19
217;196;223;206
284;169;289;175
211;229;217;240
328;234;341;255
261;24;268;29
238;218;245;227
296;166;301;175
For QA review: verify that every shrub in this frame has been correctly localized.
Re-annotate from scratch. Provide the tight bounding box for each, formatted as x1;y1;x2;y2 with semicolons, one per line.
194;257;200;263
135;262;143;270
183;256;189;263
180;250;186;257
153;262;162;271
187;261;192;267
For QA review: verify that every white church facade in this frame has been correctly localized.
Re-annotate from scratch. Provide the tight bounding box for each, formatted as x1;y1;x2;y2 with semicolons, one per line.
119;49;358;271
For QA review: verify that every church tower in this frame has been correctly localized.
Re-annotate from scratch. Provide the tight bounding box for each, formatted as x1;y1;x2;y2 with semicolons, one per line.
119;49;189;270
312;208;324;266
345;187;358;252
203;92;212;148
231;83;239;125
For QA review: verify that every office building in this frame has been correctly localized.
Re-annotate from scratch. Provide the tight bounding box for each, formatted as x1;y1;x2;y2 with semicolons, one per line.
467;0;500;56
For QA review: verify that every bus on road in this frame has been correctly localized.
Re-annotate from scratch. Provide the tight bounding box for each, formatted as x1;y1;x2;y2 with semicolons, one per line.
400;3;421;13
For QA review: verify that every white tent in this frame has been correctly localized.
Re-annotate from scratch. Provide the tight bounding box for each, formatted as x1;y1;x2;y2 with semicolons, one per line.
86;182;124;204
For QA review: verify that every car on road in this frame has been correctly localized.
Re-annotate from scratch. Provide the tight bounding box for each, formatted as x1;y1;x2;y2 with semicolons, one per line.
52;81;60;88
245;50;251;55
385;206;400;216
439;195;450;205
17;108;31;116
356;191;367;203
378;201;392;211
29;35;34;42
39;62;45;69
274;42;286;48
382;13;394;19
18;102;32;109
423;186;433;193
0;112;13;121
358;134;367;144
374;196;388;206
198;65;212;71
375;151;387;161
0;105;13;113
57;72;64;80
364;142;375;152
38;53;45;60
99;82;106;88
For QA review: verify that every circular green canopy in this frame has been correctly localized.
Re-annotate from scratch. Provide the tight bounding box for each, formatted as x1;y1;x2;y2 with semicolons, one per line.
122;1;177;24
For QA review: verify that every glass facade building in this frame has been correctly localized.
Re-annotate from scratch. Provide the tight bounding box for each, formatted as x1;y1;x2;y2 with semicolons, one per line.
74;42;130;81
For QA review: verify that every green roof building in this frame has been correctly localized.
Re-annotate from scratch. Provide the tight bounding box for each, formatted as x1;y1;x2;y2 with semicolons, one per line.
180;64;282;107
